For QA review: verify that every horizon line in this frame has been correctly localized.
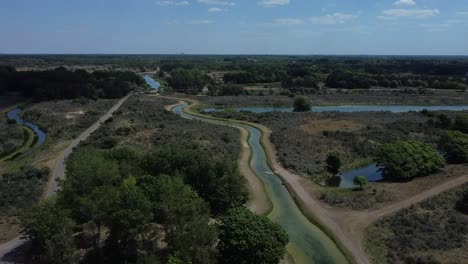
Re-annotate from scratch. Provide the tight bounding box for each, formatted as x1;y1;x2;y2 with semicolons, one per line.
1;53;468;57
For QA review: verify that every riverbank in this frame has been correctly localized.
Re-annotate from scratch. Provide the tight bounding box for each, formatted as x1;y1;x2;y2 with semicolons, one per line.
170;97;351;264
173;96;468;264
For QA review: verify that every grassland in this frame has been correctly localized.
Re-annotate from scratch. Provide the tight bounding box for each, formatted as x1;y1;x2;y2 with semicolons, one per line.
365;184;468;264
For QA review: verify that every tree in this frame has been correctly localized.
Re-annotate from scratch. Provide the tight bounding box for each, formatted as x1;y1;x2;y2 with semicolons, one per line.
218;207;288;264
142;145;247;215
79;185;120;248
20;198;76;264
378;140;445;181
61;148;120;217
353;176;368;190
150;176;218;264
293;96;312;112
106;177;152;262
326;152;342;175
439;130;468;163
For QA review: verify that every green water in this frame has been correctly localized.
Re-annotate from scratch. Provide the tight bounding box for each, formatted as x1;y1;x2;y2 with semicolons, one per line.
172;103;348;264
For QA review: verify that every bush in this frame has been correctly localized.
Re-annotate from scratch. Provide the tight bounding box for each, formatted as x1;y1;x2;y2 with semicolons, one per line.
218;207;288;264
326;152;342;175
353;175;368;190
378;140;445;181
293;96;311;112
439;130;468;163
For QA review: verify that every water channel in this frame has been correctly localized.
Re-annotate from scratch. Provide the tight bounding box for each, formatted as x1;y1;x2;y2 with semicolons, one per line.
6;108;46;157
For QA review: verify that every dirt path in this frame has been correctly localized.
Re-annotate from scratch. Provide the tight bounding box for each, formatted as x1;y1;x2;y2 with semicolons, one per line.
0;94;132;263
178;97;468;264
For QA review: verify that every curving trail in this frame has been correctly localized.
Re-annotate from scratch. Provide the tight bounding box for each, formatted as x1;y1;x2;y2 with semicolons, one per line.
174;97;468;264
0;94;132;263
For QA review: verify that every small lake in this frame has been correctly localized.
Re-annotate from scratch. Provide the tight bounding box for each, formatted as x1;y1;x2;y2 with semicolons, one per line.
143;75;161;90
203;105;468;113
7;108;46;157
339;163;383;188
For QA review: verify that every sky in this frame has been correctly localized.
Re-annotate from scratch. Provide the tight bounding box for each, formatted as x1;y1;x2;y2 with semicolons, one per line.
0;0;467;55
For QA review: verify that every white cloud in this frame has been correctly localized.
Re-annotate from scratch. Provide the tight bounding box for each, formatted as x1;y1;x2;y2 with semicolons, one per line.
157;0;189;6
197;0;235;6
393;0;416;6
272;18;305;25
259;0;290;8
208;7;222;12
310;13;358;25
456;11;468;17
379;9;440;19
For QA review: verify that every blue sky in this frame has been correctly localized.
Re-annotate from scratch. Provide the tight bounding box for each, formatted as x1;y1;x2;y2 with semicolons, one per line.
0;0;467;55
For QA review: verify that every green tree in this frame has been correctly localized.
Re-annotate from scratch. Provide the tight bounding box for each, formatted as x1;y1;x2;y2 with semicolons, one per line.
61;148;120;213
353;175;368;190
218;207;288;264
326;152;342;175
79;185;120;247
293;95;312;112
107;177;152;262
439;130;468;163
378;140;445;181
20;198;75;264
150;176;218;264
142;145;247;215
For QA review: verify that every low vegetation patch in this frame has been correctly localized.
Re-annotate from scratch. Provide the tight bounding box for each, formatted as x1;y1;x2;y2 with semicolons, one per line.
0;166;49;216
366;185;468;264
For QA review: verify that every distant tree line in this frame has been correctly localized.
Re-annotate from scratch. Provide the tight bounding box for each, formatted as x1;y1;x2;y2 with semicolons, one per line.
167;68;211;94
0;66;146;100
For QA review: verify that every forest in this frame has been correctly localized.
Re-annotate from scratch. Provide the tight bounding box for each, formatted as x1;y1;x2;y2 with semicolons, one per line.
0;66;147;101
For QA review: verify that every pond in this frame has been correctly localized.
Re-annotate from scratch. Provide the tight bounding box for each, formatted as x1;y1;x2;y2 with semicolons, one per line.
143;75;161;90
339;163;383;188
203;105;468;113
6;108;46;157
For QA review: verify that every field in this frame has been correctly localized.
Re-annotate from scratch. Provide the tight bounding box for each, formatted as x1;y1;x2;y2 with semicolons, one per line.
199;89;468;108
365;184;468;264
82;94;241;160
22;98;118;141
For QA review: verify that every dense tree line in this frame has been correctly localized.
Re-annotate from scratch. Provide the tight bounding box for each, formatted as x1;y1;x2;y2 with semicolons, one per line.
21;145;287;264
207;83;246;96
167;68;211;94
0;66;146;101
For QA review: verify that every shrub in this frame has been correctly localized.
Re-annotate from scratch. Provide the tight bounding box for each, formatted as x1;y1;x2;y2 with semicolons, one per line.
293;96;311;112
353;175;368;190
439;130;468;163
378;140;445;181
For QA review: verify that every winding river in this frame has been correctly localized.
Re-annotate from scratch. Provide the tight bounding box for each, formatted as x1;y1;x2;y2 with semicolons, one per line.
172;103;348;264
6;108;46;157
